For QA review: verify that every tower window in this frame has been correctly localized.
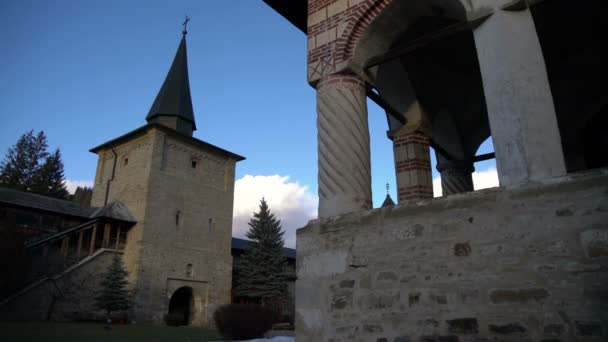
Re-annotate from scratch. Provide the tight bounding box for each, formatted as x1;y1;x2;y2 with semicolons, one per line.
191;160;197;168
186;263;193;278
208;218;213;232
123;157;129;166
176;210;181;226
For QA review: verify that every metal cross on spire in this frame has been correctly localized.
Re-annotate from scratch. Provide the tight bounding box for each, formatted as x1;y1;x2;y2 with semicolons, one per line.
182;16;190;35
386;182;390;195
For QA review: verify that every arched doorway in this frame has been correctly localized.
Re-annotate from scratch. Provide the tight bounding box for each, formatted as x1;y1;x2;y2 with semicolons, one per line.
167;286;193;326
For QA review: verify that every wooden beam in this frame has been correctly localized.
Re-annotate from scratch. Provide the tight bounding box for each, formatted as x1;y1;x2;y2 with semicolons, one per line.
366;89;406;125
115;226;121;249
102;223;111;248
76;231;84;257
89;224;97;256
473;152;495;162
365;21;472;69
61;237;70;259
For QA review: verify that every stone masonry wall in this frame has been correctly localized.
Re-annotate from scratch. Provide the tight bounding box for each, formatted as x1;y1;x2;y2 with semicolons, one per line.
91;127;237;326
296;169;608;341
135;129;235;325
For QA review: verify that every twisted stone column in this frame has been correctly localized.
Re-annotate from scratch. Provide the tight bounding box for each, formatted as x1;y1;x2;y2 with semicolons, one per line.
392;130;433;202
437;160;474;196
317;74;371;217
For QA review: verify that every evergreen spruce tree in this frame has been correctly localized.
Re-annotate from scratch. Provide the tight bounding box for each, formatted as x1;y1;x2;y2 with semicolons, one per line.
95;255;131;318
72;186;93;206
236;198;287;305
0;130;69;199
32;149;69;199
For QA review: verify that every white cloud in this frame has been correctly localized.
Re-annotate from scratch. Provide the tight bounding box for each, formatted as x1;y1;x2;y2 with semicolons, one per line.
233;175;318;249
432;167;499;197
64;179;94;194
472;167;500;191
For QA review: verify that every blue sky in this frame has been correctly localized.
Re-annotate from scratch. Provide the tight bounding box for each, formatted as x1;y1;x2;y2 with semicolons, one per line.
0;0;496;247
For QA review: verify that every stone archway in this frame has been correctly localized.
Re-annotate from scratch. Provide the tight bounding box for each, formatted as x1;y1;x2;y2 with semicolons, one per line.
167;286;193;326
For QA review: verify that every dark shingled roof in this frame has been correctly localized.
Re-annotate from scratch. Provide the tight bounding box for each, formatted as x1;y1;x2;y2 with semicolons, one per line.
89;201;137;223
89;123;245;161
381;194;395;208
262;0;307;33
0;187;137;223
231;237;296;260
0;187;96;218
146;34;196;129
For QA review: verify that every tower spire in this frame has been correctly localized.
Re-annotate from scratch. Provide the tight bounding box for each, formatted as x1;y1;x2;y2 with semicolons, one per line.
146;18;196;136
382;182;395;207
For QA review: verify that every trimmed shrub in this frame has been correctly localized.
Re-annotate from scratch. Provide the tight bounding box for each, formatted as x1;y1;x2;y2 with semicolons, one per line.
213;304;274;340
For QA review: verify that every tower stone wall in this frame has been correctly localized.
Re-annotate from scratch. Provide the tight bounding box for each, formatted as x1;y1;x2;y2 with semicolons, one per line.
91;126;237;325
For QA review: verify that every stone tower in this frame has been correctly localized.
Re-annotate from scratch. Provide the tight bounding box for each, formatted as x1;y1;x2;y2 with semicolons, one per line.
89;28;244;325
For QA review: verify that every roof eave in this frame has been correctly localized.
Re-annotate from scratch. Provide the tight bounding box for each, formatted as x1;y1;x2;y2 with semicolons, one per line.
89;123;245;161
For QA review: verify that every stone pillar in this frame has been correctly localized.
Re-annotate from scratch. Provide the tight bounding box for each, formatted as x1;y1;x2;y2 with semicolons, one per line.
317;74;372;217
473;7;566;186
437;160;475;196
392;129;433;202
102;223;111;248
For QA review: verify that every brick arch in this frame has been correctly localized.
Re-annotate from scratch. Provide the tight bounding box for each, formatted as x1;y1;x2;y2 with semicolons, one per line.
334;0;469;68
334;0;393;64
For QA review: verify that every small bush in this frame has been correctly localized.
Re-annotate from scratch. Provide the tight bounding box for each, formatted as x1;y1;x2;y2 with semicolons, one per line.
213;304;274;340
164;312;186;326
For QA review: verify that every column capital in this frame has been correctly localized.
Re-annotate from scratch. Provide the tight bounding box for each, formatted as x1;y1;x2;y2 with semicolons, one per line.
316;73;365;92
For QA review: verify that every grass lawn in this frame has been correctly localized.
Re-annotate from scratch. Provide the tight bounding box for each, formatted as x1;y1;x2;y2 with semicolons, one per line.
0;321;223;342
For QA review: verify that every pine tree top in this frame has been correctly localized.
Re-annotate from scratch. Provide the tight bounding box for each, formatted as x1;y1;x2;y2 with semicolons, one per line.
0;130;69;199
246;198;285;250
236;198;288;302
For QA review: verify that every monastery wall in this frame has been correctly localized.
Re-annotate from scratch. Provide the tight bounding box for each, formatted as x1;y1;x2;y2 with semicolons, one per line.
296;169;608;341
90;127;236;326
91;131;155;291
135;128;235;325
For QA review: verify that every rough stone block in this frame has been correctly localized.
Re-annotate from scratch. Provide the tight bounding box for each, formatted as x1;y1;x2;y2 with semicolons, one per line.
331;290;353;310
454;242;471;256
363;324;383;333
429;293;447;305
420;336;459;342
543;324;565;336
408;292;421;307
580;229;608;258
339;279;355;288
393;337;410;342
489;288;549;303
377;271;398;283
574;320;603;336
446;318;478;334
489;322;527;334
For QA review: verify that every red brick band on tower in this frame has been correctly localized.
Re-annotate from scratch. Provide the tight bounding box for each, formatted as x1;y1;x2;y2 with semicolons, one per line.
393;130;433;202
317;74;372;217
